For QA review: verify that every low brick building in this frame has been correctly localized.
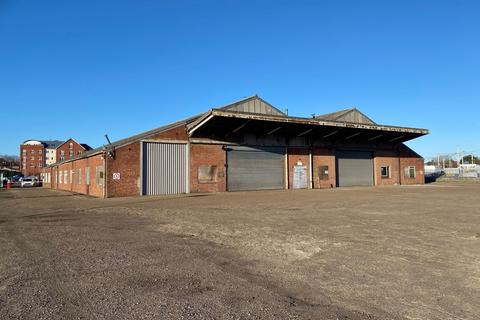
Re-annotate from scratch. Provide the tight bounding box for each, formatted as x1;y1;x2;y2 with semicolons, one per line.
42;96;428;198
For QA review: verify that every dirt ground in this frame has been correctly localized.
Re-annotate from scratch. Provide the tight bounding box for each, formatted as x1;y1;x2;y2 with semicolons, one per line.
1;183;479;320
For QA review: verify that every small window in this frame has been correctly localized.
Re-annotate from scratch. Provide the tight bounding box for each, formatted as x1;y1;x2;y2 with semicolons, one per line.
64;171;68;184
318;166;329;181
30;150;35;154
59;171;63;184
198;165;217;183
381;166;390;178
85;167;90;185
38;150;42;154
96;166;104;186
77;169;81;184
404;166;416;178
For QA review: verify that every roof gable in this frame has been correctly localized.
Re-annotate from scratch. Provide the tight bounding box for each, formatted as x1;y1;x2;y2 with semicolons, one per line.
217;95;286;116
315;108;376;124
55;138;89;151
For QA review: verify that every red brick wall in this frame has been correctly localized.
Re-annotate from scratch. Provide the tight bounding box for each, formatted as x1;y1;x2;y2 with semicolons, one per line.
399;145;425;185
374;149;400;186
53;154;105;197
312;148;336;189
190;144;226;193
287;147;310;189
106;125;188;197
20;144;45;177
106;142;141;197
149;125;189;140
56;139;88;163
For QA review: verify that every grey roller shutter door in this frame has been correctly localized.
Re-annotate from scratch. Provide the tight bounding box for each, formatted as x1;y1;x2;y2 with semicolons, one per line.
227;146;284;191
142;142;188;195
336;150;373;187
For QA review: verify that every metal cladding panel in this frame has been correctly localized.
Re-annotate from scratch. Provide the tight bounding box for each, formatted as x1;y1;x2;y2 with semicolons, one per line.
336;150;374;187
227;147;284;191
143;142;187;195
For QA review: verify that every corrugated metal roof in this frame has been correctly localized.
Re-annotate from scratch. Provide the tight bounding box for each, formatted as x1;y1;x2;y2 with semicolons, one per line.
315;108;376;124
216;95;287;116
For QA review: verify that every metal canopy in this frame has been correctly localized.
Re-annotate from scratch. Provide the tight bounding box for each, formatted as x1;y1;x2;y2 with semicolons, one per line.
188;109;428;145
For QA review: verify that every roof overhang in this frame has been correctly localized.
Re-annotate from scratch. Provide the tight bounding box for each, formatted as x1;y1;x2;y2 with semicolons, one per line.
187;109;428;144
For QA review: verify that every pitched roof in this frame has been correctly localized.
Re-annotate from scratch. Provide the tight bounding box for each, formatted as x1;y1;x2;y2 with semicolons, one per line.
42;140;65;149
55;138;92;151
80;144;92;150
315;108;376;125
216;95;286;116
50;114;203;166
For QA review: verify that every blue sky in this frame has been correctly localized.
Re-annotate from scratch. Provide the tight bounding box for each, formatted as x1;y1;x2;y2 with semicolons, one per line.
1;0;479;158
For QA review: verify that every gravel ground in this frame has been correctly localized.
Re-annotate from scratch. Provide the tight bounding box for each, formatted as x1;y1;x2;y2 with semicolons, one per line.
1;183;479;319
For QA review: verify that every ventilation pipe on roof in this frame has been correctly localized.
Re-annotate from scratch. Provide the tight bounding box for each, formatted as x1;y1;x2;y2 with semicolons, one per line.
103;134;115;160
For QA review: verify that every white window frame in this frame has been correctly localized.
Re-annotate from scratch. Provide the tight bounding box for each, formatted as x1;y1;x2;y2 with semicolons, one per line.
381;166;390;178
405;166;416;179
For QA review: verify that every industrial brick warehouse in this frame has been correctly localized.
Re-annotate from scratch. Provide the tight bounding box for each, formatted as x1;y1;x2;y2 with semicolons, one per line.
41;96;428;198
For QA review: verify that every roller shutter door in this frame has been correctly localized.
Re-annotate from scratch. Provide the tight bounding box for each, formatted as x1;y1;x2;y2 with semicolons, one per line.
227;146;284;191
336;150;373;187
142;142;188;195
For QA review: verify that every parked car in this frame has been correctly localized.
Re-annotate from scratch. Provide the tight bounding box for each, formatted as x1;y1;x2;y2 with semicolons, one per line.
21;177;40;188
12;174;24;182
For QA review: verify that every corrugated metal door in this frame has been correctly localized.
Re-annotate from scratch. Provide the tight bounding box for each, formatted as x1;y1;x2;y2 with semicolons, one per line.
336;150;373;187
227;146;284;191
142;142;188;195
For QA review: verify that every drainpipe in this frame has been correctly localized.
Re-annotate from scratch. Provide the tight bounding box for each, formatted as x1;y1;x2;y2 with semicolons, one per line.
309;147;313;189
397;147;402;185
285;146;289;189
103;151;107;199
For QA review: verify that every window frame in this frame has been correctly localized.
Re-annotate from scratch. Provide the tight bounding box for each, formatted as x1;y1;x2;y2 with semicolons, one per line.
197;165;218;183
404;166;416;179
96;166;104;186
381;166;390;179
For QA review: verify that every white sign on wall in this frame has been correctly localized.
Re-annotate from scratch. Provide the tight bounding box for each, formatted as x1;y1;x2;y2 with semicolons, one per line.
113;172;121;180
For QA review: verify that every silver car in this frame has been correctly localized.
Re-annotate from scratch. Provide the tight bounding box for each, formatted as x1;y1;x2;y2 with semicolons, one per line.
21;177;40;188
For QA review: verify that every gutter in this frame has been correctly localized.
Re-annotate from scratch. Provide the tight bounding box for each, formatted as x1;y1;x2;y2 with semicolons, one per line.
187;109;429;136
